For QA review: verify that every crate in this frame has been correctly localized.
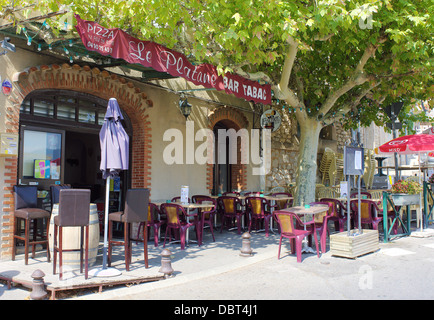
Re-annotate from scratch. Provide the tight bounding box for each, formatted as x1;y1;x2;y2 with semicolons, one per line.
330;229;379;259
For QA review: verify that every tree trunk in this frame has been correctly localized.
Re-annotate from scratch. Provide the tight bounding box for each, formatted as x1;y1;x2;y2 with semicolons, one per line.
294;117;322;206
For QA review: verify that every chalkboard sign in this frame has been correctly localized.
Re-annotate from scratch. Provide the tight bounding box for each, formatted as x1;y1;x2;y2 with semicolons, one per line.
344;146;364;176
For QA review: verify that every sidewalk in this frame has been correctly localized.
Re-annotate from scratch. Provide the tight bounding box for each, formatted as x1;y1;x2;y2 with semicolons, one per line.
0;229;280;300
2;225;434;300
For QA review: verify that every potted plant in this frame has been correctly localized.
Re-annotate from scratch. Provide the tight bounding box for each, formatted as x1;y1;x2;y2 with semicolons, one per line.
428;174;434;189
390;179;422;206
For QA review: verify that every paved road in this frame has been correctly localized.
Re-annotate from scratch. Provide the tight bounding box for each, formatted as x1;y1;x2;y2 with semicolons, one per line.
101;232;434;301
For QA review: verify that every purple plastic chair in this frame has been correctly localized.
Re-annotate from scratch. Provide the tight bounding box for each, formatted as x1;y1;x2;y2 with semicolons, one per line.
273;210;320;263
306;201;334;254
320;198;348;232
245;196;274;237
192;195;217;244
350;199;398;233
271;192;293;209
217;196;245;234
161;203;200;250
350;191;372;199
136;203;165;247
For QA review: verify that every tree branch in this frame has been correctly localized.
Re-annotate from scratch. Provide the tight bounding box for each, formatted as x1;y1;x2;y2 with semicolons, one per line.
275;36;304;116
319;39;385;116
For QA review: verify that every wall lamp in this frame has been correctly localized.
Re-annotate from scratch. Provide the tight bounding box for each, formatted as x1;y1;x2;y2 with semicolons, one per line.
179;95;192;120
1;37;16;55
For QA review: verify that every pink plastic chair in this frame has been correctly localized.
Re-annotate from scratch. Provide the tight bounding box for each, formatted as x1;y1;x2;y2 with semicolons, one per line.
245;196;274;237
161;203;200;250
273;210;320;263
350;191;372;199
350;199;385;231
271;192;293;209
192;195;217;244
319;198;348;232
306;201;334;253
217;196;245;234
136;203;165;247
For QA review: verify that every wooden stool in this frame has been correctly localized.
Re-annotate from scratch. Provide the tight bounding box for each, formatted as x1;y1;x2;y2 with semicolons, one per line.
53;189;91;280
13;186;50;265
108;188;150;271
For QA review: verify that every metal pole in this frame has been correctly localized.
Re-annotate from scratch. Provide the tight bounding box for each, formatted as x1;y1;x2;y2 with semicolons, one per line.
358;174;362;234
347;174;351;236
102;175;110;269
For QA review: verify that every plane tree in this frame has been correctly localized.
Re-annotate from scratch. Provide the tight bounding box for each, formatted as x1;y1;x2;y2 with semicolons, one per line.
2;0;433;204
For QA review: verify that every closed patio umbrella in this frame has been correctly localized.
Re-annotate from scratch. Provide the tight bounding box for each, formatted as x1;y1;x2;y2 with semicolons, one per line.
90;98;129;277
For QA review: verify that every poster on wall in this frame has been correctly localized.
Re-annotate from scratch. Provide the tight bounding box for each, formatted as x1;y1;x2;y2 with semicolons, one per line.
34;160;51;179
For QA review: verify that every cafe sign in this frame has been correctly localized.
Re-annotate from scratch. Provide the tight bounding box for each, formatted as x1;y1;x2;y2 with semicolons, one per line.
260;109;281;133
75;15;271;105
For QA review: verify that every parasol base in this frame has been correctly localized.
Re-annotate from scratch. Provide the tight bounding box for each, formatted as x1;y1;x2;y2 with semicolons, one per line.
411;229;434;238
88;267;122;277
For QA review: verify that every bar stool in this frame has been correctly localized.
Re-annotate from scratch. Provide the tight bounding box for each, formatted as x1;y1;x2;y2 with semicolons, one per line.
108;188;150;271
53;189;91;280
13;185;51;265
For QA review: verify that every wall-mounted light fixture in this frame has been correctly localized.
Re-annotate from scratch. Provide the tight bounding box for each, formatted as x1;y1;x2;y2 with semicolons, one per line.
1;37;16;53
179;94;192;120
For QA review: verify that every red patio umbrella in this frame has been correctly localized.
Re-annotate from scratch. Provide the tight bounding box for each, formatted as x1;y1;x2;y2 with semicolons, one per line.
376;134;434;233
377;134;434;154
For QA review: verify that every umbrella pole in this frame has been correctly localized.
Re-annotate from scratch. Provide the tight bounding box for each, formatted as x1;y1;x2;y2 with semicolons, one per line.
89;175;122;277
419;153;424;233
102;175;110;268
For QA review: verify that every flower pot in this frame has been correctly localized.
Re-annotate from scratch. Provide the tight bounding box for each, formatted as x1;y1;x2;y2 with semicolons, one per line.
391;193;421;206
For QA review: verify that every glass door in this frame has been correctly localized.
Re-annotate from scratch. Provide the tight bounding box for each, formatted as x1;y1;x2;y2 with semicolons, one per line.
18;125;65;189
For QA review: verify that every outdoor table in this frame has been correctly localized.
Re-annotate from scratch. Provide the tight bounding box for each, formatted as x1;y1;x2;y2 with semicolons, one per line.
279;204;329;253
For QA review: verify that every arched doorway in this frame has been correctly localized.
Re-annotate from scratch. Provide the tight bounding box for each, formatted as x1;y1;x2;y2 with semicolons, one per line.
208;106;250;194
0;64;153;260
213;120;231;194
18;89;132;209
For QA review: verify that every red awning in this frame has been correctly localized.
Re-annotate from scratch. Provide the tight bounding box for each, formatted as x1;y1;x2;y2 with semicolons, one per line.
75;14;271;105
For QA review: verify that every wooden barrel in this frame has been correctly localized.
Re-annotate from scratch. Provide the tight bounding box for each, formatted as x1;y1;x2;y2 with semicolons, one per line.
49;203;100;269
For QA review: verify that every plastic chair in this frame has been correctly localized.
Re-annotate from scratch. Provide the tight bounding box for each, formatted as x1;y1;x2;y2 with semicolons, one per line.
244;191;263;196
273;210;320;263
306;201;334;253
350;191;372;199
171;196;191;203
12;185;51;265
53;189;91;280
222;192;240;197
161;202;200;250
350;199;398;234
245;196;274;237
350;199;384;231
217;196;245;234
192;195;217;243
136;203;165;247
108;188;150;271
319;198;348;232
271;192;293;209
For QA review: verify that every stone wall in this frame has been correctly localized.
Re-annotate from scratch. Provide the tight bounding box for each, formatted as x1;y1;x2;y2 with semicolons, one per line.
265;109;356;190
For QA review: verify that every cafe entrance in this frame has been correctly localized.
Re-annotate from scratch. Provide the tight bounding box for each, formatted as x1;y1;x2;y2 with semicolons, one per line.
17;89;132;213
